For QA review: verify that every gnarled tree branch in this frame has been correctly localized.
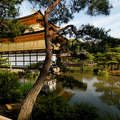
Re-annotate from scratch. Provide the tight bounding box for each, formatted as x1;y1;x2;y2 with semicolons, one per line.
50;24;77;37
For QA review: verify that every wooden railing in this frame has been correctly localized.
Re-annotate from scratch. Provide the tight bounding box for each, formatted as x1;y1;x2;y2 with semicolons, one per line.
0;40;46;52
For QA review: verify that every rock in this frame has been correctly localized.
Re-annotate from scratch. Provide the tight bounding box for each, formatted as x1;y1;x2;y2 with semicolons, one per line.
93;68;99;73
6;103;21;110
0;115;12;120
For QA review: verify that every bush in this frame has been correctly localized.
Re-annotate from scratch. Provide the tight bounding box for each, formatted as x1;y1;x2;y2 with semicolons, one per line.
74;102;99;120
20;83;33;98
98;70;108;76
56;59;68;73
24;62;41;71
26;73;34;78
0;70;22;103
33;93;99;120
18;71;40;78
18;71;26;78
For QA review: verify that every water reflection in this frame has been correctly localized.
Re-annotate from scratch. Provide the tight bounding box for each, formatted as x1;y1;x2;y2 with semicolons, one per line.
62;73;120;119
19;73;120;119
19;77;75;101
42;79;56;91
63;73;83;82
93;76;120;106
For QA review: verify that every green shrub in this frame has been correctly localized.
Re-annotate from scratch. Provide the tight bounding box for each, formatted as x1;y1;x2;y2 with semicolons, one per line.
61;65;67;73
0;70;22;103
18;71;26;78
18;71;40;78
24;62;41;71
74;102;99;120
35;72;40;77
56;59;68;73
33;93;99;120
101;112;120;120
26;73;34;78
98;70;108;76
20;83;33;98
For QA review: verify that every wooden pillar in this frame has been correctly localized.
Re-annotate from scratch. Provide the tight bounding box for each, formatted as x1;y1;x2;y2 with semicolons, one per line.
15;52;17;66
36;51;38;62
23;51;25;66
8;52;10;65
30;52;31;65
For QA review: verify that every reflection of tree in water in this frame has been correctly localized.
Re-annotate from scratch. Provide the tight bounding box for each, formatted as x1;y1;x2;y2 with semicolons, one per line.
57;75;87;91
83;74;95;81
63;73;83;82
93;76;120;108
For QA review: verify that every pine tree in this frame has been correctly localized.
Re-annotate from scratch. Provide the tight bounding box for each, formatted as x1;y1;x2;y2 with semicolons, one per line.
17;0;113;119
0;0;28;41
94;47;120;70
94;53;107;69
0;55;10;67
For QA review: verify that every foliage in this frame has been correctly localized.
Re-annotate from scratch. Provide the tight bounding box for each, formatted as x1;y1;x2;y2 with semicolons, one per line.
56;58;68;73
73;102;99;120
24;62;42;71
94;47;120;70
0;0;28;41
86;52;94;62
26;73;39;78
33;93;99;120
19;62;41;78
98;70;108;76
18;71;26;78
114;100;120;110
101;112;120;120
57;75;87;90
94;53;107;69
0;55;10;67
28;0;112;25
0;70;22;103
20;83;34;98
18;71;40;78
0;0;23;19
77;24;110;41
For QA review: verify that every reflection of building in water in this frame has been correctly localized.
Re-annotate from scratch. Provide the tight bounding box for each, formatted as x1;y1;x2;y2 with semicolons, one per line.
42;79;56;91
57;89;74;101
42;79;74;101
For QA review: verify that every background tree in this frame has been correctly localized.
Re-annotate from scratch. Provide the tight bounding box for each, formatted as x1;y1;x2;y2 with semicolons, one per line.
107;47;120;70
106;52;118;70
94;53;107;70
17;0;113;120
0;55;10;67
94;47;120;71
0;0;28;41
85;51;94;65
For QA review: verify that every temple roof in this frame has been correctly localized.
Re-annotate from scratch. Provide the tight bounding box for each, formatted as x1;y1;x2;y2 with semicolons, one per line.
19;10;60;30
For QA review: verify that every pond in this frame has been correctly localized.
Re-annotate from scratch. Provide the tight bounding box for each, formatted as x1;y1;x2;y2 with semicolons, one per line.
19;72;120;119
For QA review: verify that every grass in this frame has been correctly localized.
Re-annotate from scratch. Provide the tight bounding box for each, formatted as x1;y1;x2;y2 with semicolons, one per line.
98;70;108;76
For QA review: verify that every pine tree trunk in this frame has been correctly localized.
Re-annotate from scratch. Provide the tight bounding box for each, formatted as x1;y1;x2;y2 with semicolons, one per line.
17;11;52;120
111;64;114;70
103;64;106;70
108;64;110;70
117;64;120;70
17;1;61;119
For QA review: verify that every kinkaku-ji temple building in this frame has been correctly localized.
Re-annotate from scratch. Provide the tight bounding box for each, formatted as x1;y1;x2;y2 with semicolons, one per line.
0;10;61;68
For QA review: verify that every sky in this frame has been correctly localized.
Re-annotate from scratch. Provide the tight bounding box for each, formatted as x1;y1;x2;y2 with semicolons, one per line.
19;0;120;38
